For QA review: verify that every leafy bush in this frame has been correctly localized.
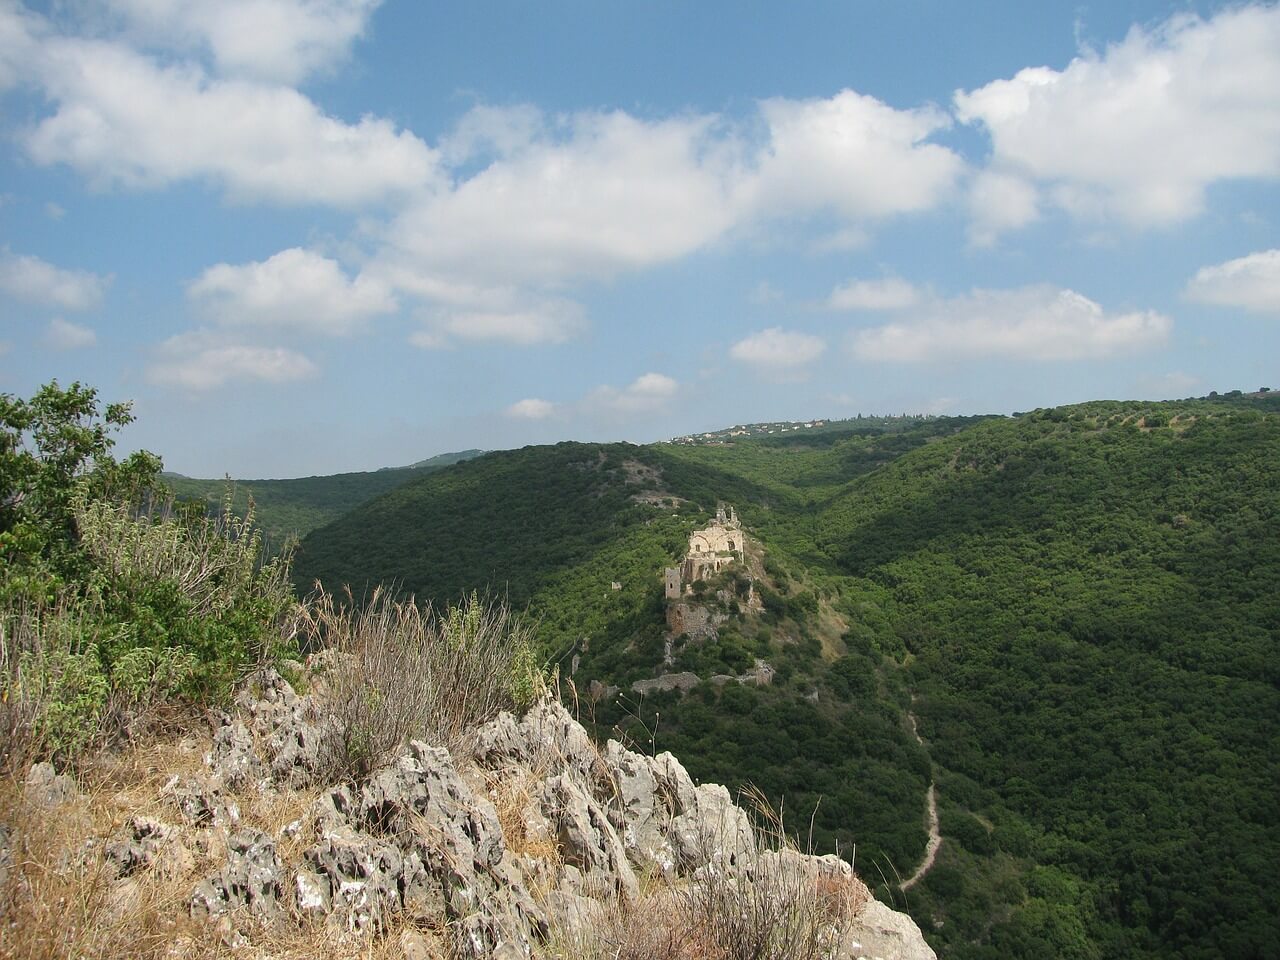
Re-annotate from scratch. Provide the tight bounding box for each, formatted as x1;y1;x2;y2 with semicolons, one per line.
1;381;298;768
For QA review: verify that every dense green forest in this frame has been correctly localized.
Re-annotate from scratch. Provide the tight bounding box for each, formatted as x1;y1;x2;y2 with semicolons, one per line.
295;395;1280;960
164;448;482;549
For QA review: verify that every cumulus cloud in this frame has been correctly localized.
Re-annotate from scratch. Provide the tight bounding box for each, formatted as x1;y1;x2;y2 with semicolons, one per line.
746;90;963;220
967;170;1040;246
370;95;963;336
0;251;109;310
506;398;556;420
409;299;585;348
730;328;825;377
851;286;1171;362
376;109;739;288
45;317;97;349
587;372;679;414
20;30;437;207
1185;249;1280;313
827;276;921;311
148;330;318;389
189;248;395;335
103;0;381;84
955;6;1280;229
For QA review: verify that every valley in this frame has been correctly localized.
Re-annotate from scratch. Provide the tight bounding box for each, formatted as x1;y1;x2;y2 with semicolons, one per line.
290;393;1280;960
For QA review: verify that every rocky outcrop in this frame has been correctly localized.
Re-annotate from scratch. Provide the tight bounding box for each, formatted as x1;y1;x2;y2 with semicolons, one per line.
57;665;935;959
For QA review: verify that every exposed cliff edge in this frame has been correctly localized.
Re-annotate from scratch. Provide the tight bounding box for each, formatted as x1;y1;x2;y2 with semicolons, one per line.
6;665;935;959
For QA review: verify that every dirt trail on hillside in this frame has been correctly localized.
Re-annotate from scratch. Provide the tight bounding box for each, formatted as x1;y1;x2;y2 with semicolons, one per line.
901;711;943;891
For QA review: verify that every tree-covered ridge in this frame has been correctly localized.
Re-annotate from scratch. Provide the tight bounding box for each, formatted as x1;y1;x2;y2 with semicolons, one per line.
804;402;1280;958
164;449;483;550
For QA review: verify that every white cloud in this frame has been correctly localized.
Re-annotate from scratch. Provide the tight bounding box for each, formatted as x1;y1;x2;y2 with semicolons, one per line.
23;34;437;207
0;251;109;310
0;4;42;92
103;0;381;84
148;330;318;389
1185;249;1280;313
45;317;97;349
967;170;1040;246
44;201;65;220
588;372;679;414
410;298;585;348
377;108;739;288
747;90;963;220
372;94;963;335
506;398;556;420
828;276;921;311
955;7;1280;227
730;327;825;376
189;248;395;335
851;286;1171;362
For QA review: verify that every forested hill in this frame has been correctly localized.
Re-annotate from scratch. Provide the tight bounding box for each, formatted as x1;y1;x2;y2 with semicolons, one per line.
294;396;1280;960
164;448;483;549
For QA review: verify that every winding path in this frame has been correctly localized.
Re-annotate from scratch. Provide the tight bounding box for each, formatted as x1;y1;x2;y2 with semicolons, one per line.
900;711;943;891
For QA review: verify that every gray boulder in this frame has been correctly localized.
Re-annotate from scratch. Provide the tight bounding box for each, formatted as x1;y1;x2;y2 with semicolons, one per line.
190;829;284;922
24;762;77;807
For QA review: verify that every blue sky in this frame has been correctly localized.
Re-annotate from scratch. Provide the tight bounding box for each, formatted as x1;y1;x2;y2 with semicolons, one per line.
1;1;1278;477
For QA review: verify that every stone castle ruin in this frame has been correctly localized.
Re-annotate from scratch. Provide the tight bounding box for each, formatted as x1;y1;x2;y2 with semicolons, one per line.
665;503;746;599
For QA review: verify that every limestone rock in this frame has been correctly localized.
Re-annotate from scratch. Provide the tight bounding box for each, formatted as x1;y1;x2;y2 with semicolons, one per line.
539;774;639;901
207;716;263;788
844;897;938;960
24;761;77;807
190;829;283;922
302;825;404;933
163;773;239;828
105;816;179;878
670;782;756;873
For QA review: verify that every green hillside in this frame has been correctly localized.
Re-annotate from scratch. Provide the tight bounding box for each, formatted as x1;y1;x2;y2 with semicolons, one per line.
294;397;1280;960
164;449;483;549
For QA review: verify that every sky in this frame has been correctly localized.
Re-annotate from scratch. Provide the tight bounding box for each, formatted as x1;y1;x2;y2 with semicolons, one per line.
1;1;1278;478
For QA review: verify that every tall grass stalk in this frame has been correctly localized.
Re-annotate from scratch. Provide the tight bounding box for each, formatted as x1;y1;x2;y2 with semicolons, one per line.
301;586;542;782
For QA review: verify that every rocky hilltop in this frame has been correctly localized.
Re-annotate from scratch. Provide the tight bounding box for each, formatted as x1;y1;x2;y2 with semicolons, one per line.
9;664;934;960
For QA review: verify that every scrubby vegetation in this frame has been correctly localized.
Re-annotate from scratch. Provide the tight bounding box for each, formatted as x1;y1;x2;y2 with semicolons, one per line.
0;381;530;776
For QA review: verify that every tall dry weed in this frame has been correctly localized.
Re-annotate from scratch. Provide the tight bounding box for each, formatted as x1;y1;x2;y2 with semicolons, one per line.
300;586;541;782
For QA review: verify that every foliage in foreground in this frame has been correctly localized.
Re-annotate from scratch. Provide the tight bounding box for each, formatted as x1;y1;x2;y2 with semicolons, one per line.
0;381;538;781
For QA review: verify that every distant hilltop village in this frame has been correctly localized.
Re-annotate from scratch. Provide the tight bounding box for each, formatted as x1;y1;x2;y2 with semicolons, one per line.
665;503;747;599
664;412;941;445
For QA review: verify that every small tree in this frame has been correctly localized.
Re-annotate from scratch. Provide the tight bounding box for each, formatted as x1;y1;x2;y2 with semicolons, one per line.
1;380;160;591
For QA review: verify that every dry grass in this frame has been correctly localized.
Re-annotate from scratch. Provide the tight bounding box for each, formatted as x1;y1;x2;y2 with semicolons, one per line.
0;724;446;960
300;586;537;783
0;765;202;960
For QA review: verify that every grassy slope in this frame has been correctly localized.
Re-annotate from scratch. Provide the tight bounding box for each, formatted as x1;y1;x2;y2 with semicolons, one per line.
293;397;1280;960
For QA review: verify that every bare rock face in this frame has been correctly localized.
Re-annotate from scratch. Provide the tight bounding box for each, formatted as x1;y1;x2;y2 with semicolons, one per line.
844;898;940;960
179;667;935;960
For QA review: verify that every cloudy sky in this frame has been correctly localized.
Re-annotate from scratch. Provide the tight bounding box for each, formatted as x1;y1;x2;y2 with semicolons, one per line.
2;1;1278;477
